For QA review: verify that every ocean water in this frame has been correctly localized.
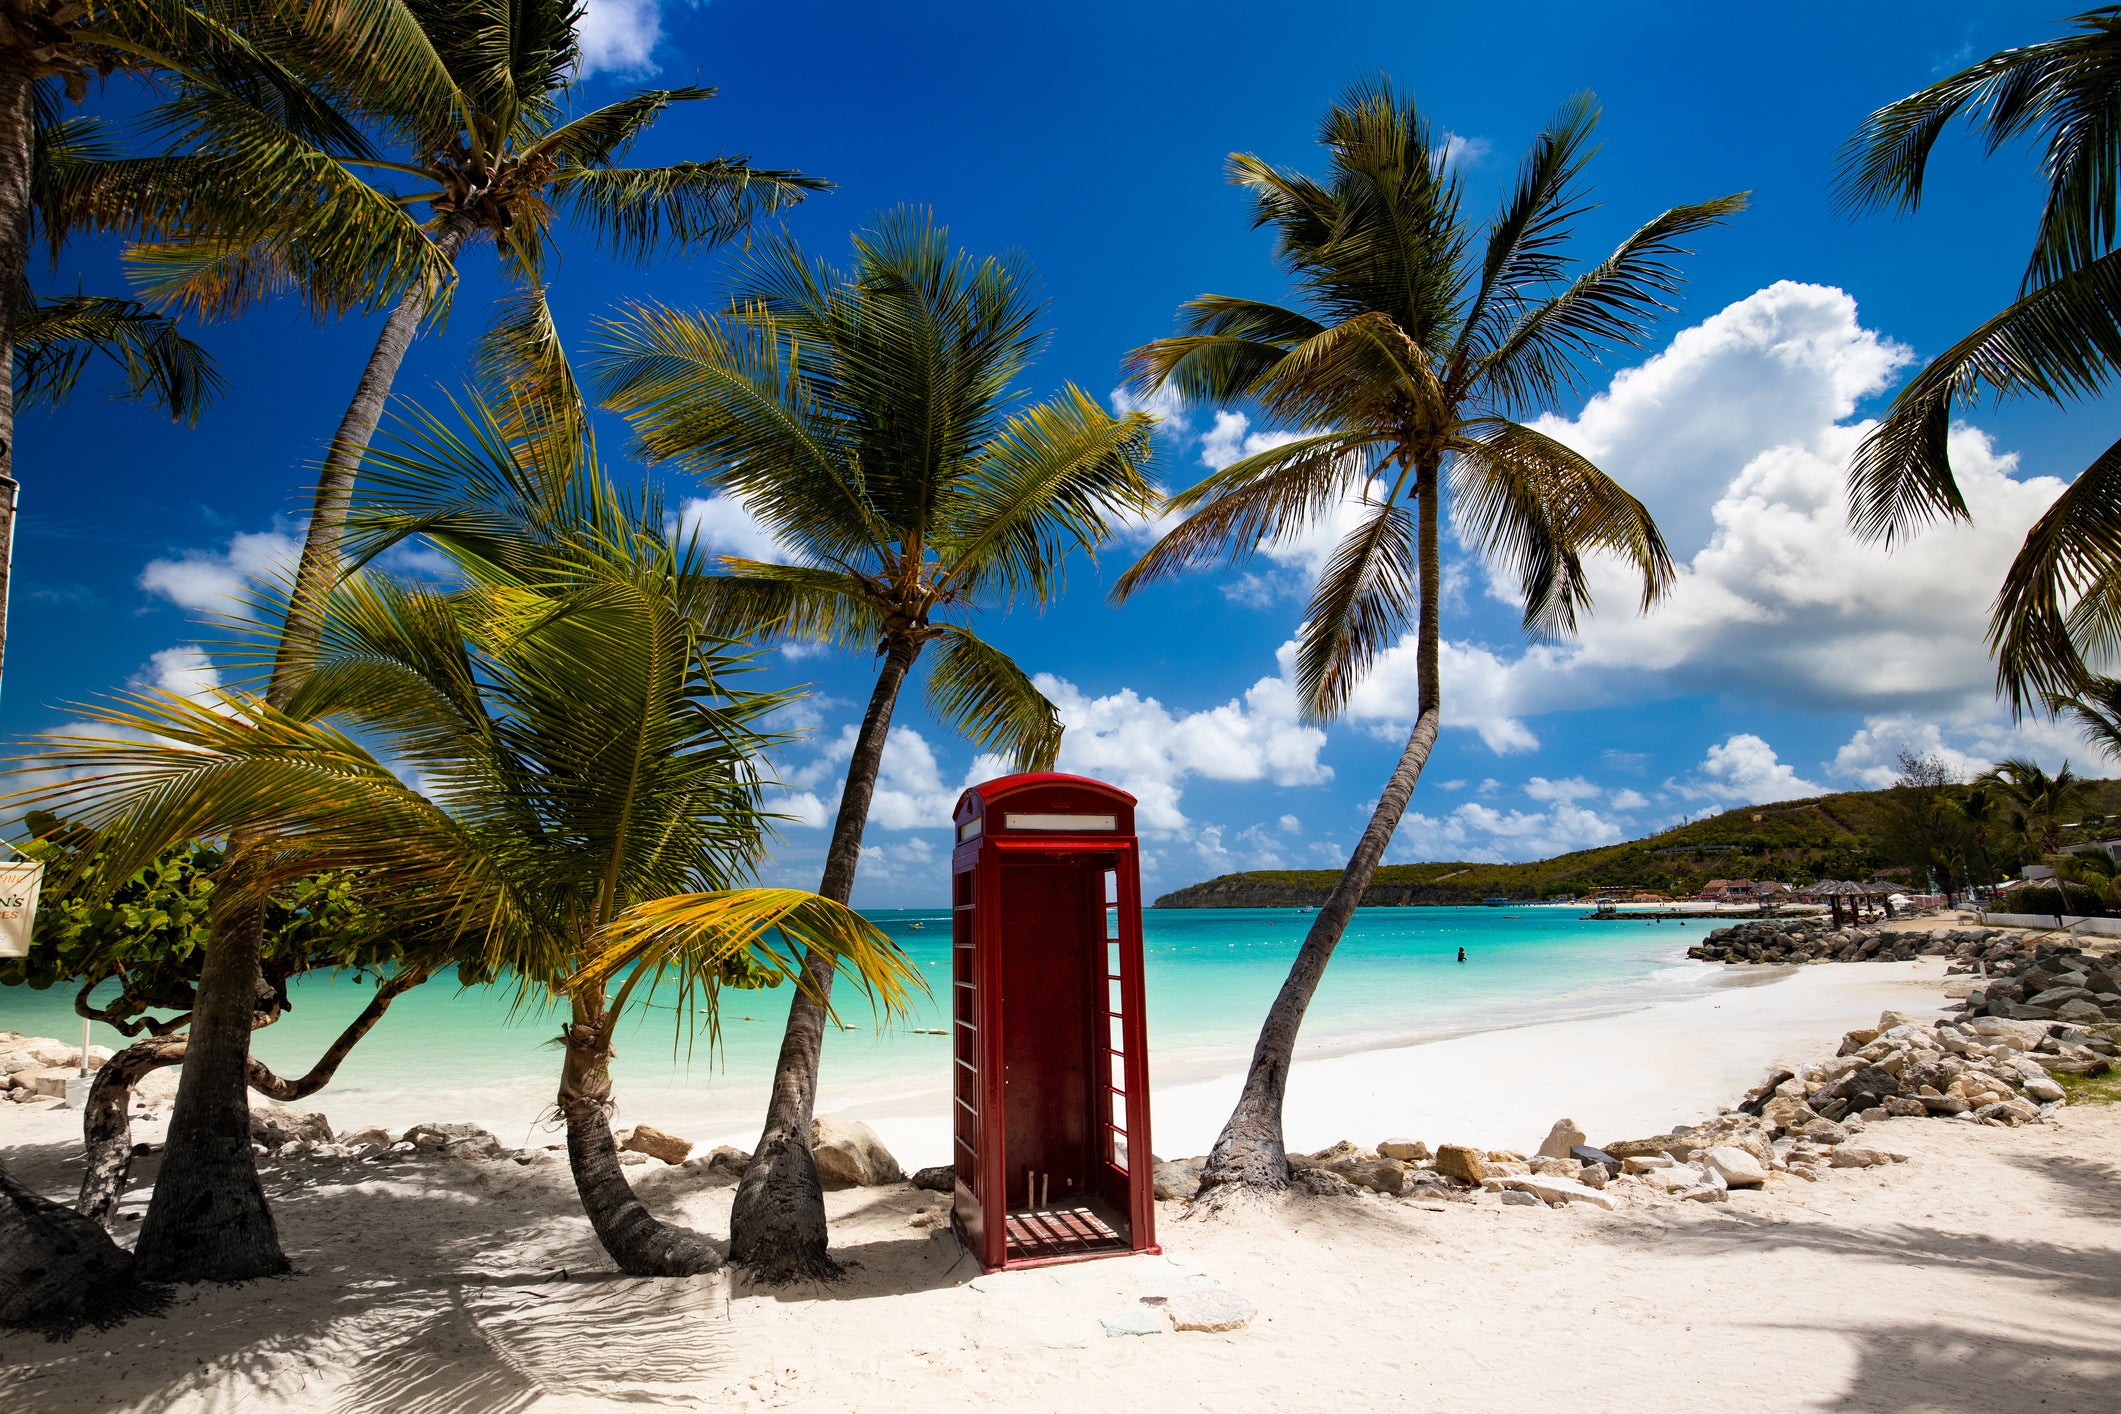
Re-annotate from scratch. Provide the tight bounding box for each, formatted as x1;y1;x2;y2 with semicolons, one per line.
0;906;1727;1148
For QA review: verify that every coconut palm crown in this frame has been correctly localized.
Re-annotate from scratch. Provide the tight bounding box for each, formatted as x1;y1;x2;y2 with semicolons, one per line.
1117;79;1739;1191
91;0;825;691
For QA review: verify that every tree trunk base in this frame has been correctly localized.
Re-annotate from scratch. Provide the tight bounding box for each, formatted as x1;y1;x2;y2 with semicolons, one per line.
728;1129;843;1285
563;1098;721;1277
0;1161;170;1338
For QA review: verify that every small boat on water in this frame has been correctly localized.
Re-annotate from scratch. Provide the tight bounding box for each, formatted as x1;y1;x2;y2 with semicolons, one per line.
907;921;927;930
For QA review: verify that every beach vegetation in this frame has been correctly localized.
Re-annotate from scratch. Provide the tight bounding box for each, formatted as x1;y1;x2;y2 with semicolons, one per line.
1837;8;2121;705
62;0;823;1288
592;210;1160;1279
10;397;921;1277
1116;78;1738;1191
0;815;463;1224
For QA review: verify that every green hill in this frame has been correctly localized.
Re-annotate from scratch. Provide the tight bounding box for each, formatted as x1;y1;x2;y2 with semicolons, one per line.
1151;777;2121;908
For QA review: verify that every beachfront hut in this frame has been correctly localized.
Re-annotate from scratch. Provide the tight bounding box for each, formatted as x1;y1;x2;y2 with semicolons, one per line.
948;773;1158;1272
1802;879;1895;926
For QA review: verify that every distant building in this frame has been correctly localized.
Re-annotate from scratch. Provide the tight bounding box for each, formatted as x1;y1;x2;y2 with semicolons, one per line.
1697;878;1759;902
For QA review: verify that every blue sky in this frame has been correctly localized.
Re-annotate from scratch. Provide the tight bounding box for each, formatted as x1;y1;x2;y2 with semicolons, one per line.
10;1;2115;906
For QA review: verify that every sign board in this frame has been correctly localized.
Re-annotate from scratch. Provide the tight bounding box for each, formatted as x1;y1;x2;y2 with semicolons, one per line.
0;860;44;958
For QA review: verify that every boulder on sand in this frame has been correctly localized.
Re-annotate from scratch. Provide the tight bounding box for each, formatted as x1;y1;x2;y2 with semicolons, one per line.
1434;1144;1489;1183
810;1115;903;1187
910;1163;955;1193
1153;1158;1204;1201
1377;1138;1429;1161
1535;1118;1586;1161
619;1123;693;1165
251;1099;333;1147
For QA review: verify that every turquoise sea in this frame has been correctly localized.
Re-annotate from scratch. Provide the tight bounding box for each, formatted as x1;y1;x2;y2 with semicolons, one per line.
0;906;1726;1150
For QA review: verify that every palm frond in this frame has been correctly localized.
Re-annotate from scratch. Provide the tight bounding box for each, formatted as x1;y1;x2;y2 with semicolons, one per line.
14;289;225;422
1849;249;2121;545
1472;193;1746;412
923;626;1062;772
1449;418;1674;636
570;888;922;1038
2045;674;2121;763
939;385;1159;606
1291;495;1418;721
1989;430;2121;708
1834;8;2121;287
1111;431;1389;597
549;162;827;264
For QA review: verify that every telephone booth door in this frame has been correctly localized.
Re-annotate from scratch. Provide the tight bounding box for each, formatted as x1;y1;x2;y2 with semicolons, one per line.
949;773;1157;1271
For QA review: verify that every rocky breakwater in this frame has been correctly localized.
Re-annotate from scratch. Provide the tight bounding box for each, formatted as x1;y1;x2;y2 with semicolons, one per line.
1950;933;2121;1030
1686;918;1975;965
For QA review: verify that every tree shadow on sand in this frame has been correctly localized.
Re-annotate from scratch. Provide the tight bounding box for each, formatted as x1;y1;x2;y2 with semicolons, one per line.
0;1160;737;1413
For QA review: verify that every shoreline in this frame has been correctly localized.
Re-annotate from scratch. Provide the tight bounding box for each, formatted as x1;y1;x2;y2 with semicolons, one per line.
2;953;1945;1177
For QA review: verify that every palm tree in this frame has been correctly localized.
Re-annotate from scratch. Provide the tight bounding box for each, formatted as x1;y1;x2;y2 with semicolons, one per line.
1836;9;2121;705
1951;783;2006;897
15;398;921;1277
99;0;825;693
593;210;1160;1278
66;0;819;1284
1977;756;2093;859
1117;79;1739;1193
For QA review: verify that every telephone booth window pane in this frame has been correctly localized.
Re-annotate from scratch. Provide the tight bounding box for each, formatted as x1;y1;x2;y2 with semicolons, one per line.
1111;1131;1129;1172
1106;941;1121;976
1105;906;1119;940
1107;978;1122;1014
1111;1092;1128;1130
1108;1016;1125;1053
1104;870;1118;904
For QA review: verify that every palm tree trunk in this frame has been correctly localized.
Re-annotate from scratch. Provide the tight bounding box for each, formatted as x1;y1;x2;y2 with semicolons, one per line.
730;634;920;1281
79;971;427;1226
132;883;285;1281
558;989;719;1276
0;49;36;693
270;217;469;699
134;225;468;1281
1199;463;1444;1193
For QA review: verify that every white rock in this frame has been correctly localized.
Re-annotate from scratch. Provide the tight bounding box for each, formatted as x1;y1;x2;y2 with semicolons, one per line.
1699;1145;1767;1190
1502;1175;1618;1211
2024;1076;2066;1104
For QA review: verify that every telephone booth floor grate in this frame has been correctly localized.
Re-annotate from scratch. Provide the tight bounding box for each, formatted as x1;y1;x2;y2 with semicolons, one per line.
1003;1203;1129;1265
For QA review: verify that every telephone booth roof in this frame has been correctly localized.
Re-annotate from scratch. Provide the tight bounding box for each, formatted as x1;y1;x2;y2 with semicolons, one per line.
952;773;1137;838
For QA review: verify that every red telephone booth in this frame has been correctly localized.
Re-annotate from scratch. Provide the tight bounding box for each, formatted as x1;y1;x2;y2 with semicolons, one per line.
949;772;1158;1271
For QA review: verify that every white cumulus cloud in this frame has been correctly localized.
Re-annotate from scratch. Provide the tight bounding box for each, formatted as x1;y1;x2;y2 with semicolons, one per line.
139;529;301;613
575;0;662;77
1695;733;1822;803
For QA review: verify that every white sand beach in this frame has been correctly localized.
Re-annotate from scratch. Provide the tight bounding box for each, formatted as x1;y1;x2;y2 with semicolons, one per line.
9;951;2117;1411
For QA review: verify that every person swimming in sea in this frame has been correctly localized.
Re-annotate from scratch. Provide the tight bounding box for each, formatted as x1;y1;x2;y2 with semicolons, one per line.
1456;946;1466;963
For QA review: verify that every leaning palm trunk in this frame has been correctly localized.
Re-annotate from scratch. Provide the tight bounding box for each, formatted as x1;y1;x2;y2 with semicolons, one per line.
731;637;919;1281
273;219;470;683
558;989;720;1276
0;49;33;689
1200;468;1443;1192
79;970;427;1226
